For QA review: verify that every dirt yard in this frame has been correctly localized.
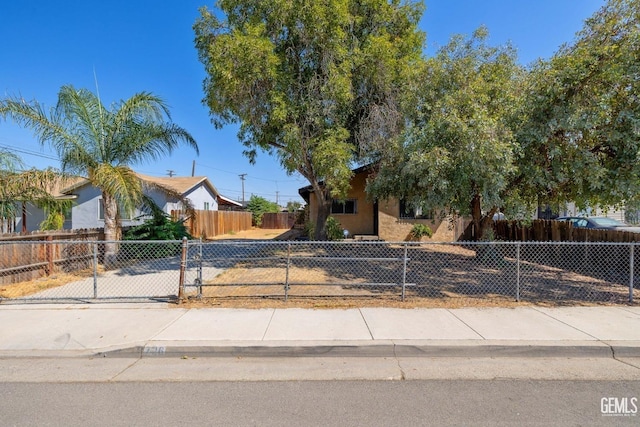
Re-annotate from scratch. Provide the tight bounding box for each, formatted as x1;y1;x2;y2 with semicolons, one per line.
206;228;300;240
180;237;640;309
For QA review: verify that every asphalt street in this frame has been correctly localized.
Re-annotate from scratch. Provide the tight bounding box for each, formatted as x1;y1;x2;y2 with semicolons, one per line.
1;379;638;426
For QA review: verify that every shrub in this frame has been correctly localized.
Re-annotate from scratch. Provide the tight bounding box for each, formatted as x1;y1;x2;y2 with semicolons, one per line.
40;212;65;231
124;204;192;258
409;223;433;240
304;221;315;239
246;195;280;226
326;216;344;241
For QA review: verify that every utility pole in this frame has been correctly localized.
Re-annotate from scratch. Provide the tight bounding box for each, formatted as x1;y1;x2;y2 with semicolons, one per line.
167;170;175;177
239;174;247;205
275;191;279;206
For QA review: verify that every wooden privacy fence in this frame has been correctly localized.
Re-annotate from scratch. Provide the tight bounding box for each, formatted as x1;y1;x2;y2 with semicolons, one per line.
174;210;252;239
261;212;297;229
0;229;103;285
492;219;640;242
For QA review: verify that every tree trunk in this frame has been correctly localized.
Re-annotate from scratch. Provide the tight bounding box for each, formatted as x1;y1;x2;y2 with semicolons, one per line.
470;194;497;241
102;192;119;267
313;187;332;240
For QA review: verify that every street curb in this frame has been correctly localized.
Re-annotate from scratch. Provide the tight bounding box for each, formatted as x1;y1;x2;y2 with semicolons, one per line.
2;340;639;360
86;342;640;359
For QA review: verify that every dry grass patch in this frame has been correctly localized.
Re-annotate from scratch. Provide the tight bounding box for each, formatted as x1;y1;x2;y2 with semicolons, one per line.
0;266;104;299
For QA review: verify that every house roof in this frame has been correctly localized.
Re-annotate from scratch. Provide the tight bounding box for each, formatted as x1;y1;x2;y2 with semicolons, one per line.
61;173;221;198
47;176;84;199
298;164;375;203
218;194;243;206
136;174;220;197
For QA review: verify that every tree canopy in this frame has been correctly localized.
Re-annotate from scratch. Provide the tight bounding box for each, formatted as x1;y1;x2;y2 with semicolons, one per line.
370;0;640;240
246;194;280;226
515;0;640;213
194;0;425;239
367;27;523;239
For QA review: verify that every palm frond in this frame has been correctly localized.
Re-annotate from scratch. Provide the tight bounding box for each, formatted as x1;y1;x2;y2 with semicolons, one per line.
0;95;75;153
0;149;23;172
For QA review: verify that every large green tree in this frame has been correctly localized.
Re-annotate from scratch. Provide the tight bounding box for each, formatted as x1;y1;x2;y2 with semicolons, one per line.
1;86;199;261
515;0;640;213
368;27;524;240
194;0;424;239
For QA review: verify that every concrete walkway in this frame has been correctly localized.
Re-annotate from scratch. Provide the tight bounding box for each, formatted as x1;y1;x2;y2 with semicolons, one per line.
1;304;640;359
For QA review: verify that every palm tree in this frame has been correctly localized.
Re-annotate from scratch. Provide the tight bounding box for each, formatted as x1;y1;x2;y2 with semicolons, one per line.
0;149;69;233
1;85;199;261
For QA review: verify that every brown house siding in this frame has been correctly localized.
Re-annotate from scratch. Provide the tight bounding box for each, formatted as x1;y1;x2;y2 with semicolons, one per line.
377;199;462;242
302;168;466;241
306;170;375;236
331;171;375;236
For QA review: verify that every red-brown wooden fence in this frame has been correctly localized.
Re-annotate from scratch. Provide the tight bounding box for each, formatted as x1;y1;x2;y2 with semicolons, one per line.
490;219;640;242
260;212;297;229
0;229;104;285
173;210;252;239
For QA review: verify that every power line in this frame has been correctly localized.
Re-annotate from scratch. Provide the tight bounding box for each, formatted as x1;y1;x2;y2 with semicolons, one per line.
0;143;60;161
195;162;304;184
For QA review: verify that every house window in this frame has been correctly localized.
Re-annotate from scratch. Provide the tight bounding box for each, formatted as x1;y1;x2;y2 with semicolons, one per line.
203;202;210;211
98;199;133;220
331;199;357;214
399;199;433;220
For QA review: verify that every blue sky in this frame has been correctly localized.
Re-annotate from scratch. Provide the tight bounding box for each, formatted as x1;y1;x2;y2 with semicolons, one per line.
0;0;605;205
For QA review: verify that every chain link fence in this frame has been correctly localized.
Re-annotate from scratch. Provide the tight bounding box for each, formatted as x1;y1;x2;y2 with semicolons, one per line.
1;239;638;304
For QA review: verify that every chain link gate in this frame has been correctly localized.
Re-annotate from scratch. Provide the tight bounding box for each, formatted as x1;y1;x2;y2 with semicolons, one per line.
181;239;414;301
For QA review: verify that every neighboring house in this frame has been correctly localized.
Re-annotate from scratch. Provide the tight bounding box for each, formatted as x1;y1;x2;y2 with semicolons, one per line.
62;174;221;230
536;202;627;222
298;165;465;242
217;194;244;211
12;176;84;233
15;174;228;232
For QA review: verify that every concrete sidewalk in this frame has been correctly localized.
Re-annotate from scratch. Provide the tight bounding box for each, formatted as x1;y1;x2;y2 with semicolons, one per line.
1;304;640;358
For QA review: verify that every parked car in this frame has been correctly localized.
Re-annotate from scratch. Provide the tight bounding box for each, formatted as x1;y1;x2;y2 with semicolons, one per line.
556;216;640;233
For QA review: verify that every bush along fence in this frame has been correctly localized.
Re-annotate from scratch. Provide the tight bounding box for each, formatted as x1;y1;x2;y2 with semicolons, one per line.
1;239;638;305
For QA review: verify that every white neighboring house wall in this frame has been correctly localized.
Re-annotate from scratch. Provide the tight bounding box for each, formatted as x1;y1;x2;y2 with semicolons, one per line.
12;202;48;233
69;184;147;230
68;176;220;230
145;183;219;214
13;201;73;233
533;202;627;221
559;202;626;221
184;184;219;211
11;175;221;232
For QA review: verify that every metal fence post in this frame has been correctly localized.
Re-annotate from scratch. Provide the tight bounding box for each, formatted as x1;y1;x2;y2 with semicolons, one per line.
516;242;521;302
45;235;54;276
93;241;98;299
284;243;291;301
402;243;408;302
178;237;188;302
630;243;634;303
197;238;203;299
